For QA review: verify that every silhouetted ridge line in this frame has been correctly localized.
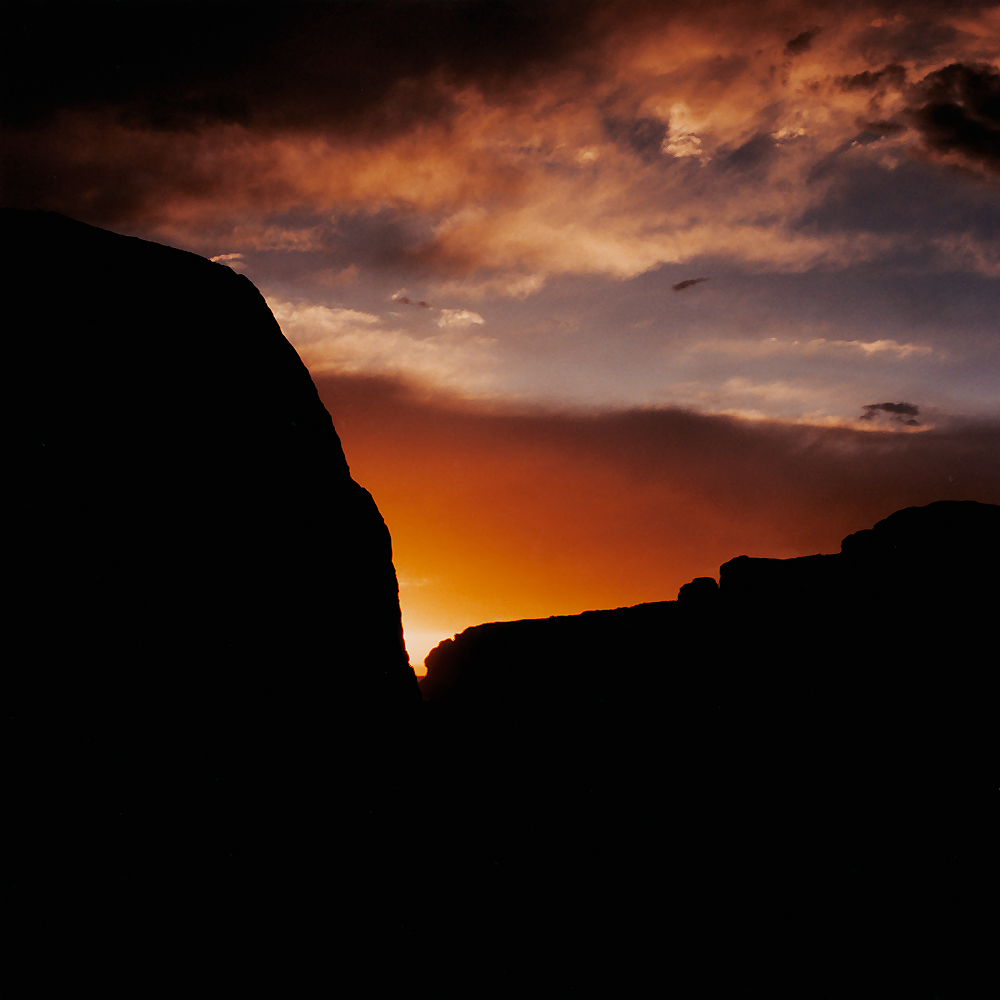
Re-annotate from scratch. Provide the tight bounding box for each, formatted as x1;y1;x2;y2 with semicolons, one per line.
8;208;420;714
415;500;995;988
423;499;997;702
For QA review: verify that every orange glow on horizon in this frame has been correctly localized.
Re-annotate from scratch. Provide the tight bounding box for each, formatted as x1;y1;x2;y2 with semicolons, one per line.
315;375;1000;673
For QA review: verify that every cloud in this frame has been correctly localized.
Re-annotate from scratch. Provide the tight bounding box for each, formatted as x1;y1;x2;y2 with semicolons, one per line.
436;308;485;328
855;118;907;136
430;273;549;301
5;1;999;287
906;62;1000;175
1;0;608;133
866;401;919;416
270;302;381;335
930;232;1000;276
602;115;666;162
208;251;248;273
840;339;933;358
682;337;934;361
315;264;360;287
267;299;497;394
840;63;908;91
860;401;921;425
209;251;248;272
672;277;709;291
661;102;713;162
394;296;432;308
652;361;943;430
785;28;821;56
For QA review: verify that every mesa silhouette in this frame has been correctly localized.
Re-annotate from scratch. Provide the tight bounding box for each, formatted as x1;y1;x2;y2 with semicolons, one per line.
423;499;997;708
421;499;997;835
417;499;997;980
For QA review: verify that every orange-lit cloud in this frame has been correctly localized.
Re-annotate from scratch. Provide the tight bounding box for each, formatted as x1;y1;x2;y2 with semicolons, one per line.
5;1;997;291
269;298;500;395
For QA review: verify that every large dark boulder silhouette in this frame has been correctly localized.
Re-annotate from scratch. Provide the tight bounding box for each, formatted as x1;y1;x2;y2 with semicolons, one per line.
7;210;422;958
9;209;419;716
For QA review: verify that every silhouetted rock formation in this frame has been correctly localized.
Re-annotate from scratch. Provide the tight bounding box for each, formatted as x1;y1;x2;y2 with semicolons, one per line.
424;500;997;703
419;500;997;991
676;574;719;603
8;210;421;936
9;209;419;718
722;499;997;607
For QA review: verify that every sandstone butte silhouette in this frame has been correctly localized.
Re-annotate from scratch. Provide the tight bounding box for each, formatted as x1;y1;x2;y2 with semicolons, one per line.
8;209;996;992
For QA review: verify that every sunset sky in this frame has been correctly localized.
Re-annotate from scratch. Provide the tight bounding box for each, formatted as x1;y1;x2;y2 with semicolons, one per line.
5;0;998;669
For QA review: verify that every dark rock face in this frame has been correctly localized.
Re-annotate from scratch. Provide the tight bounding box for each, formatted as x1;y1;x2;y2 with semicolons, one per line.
722;499;998;608
9;209;420;720
8;211;422;946
677;574;719;603
418;600;678;704
424;499;996;704
420;500;997;990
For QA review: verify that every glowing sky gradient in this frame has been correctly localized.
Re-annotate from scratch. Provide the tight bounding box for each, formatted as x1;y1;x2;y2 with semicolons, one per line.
5;1;998;668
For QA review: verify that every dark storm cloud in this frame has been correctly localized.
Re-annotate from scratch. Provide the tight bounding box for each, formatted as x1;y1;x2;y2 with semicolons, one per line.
860;402;920;425
907;64;1000;175
5;1;995;138
0;0;615;226
855;119;907;137
784;29;820;56
601;116;667;163
721;134;776;172
840;64;907;92
5;0;998;276
2;0;606;134
796;154;1000;244
15;1;983;135
672;278;710;292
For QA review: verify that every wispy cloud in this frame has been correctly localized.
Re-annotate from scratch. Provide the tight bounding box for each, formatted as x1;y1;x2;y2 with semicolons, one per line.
436;308;485;328
267;298;498;395
209;251;247;273
681;337;934;360
860;400;922;426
